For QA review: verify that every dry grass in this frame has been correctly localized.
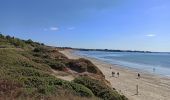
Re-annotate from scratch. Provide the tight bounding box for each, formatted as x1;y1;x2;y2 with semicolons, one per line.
0;79;23;99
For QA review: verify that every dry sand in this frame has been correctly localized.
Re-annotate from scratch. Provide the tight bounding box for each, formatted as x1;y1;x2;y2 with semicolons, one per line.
60;50;170;100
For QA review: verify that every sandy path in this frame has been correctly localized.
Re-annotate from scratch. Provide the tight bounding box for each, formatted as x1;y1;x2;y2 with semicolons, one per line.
51;69;75;81
60;50;170;100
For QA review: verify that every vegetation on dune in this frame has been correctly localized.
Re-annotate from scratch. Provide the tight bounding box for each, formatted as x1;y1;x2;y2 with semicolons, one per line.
0;49;94;99
0;33;127;100
74;76;128;100
67;58;104;77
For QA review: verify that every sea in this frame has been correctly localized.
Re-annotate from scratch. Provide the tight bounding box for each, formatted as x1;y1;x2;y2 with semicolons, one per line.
74;50;170;77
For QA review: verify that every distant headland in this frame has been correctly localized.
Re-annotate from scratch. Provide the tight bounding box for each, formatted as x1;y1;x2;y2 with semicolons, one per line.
57;47;152;53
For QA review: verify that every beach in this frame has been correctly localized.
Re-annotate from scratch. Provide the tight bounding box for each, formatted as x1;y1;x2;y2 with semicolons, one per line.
60;50;170;100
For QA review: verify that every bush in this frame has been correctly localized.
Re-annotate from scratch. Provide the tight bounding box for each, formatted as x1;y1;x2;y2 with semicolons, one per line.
33;47;50;53
20;76;94;97
0;34;5;39
51;79;94;97
25;39;33;44
13;68;50;77
48;61;67;71
69;82;94;97
67;60;87;73
22;77;45;88
73;76;128;100
79;58;100;74
37;85;56;95
8;38;25;48
6;35;11;39
67;58;104;77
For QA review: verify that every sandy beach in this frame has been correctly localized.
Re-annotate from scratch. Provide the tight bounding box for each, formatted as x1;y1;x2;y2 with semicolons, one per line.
60;50;170;100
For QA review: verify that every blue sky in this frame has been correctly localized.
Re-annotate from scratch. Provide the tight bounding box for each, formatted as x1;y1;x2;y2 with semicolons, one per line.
1;0;170;52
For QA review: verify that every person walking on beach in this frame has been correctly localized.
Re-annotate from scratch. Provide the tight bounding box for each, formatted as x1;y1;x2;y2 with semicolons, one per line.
112;71;115;77
153;67;156;72
137;73;140;79
117;72;119;77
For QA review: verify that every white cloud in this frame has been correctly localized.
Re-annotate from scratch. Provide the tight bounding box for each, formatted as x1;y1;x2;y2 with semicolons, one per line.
43;27;59;31
67;27;75;30
50;27;59;31
146;34;156;37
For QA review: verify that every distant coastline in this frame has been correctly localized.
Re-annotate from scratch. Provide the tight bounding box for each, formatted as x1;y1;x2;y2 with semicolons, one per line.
57;47;153;53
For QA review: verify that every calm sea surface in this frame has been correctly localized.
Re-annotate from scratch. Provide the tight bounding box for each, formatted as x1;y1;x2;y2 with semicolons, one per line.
74;51;170;77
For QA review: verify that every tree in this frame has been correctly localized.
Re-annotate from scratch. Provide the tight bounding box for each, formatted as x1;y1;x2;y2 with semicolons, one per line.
26;39;33;44
0;33;4;39
6;35;11;39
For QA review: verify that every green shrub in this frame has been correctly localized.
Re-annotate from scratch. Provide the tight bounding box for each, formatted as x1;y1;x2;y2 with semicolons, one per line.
67;60;87;73
37;85;56;95
0;33;5;39
33;47;49;53
19;76;59;95
79;58;100;74
67;58;104;77
20;76;94;97
13;68;50;77
49;61;67;71
69;82;94;97
11;38;25;48
22;77;45;88
51;79;94;97
25;39;33;44
74;76;128;100
6;35;11;39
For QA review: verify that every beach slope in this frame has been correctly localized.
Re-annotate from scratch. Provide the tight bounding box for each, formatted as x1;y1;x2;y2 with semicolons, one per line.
60;50;170;100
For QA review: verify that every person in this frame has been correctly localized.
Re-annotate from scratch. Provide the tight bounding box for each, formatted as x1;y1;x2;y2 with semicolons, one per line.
117;72;119;77
137;73;140;79
112;71;115;77
110;66;112;69
153;68;156;72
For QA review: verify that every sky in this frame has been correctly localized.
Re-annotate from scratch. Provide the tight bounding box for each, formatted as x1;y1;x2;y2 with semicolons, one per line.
0;0;170;52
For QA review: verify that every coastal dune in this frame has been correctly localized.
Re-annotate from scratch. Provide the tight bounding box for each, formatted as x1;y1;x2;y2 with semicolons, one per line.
60;50;170;100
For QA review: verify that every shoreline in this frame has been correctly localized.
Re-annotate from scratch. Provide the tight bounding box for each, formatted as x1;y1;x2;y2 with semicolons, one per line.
70;50;170;79
74;50;170;78
60;49;170;100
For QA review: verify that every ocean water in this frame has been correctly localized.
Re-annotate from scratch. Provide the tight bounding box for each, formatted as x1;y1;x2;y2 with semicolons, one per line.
74;50;170;77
